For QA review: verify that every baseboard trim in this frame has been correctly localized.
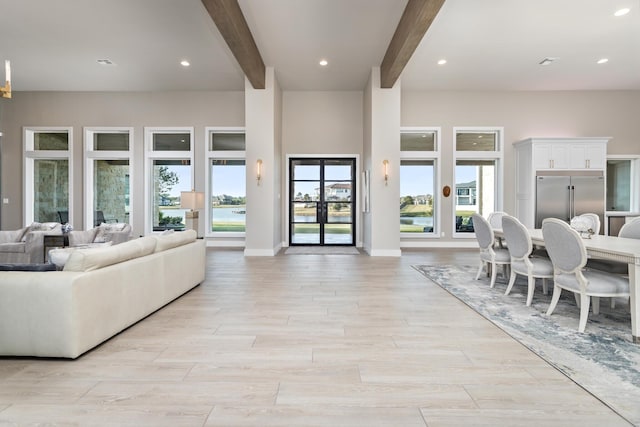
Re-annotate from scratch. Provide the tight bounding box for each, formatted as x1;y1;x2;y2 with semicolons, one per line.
401;241;479;249
367;249;402;257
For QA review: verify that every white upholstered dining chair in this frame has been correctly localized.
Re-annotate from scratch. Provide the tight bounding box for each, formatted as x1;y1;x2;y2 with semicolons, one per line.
472;213;510;288
502;215;554;306
542;218;630;332
570;213;601;236
487;211;507;248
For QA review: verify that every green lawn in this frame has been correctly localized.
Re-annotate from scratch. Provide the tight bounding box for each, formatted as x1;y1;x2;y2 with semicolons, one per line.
212;222;246;232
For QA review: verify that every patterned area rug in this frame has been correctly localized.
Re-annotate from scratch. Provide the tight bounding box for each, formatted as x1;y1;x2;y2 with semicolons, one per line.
284;246;360;255
413;264;640;426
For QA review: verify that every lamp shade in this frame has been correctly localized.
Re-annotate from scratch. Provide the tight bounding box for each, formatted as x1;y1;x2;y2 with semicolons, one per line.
180;190;205;210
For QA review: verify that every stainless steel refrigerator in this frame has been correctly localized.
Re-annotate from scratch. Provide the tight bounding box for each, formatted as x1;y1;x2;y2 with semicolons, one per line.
535;171;605;233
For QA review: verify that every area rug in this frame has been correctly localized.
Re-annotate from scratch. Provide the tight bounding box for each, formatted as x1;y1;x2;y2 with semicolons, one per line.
413;264;640;426
284;246;360;255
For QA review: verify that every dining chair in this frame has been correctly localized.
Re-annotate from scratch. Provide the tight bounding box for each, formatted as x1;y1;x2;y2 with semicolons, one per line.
570;213;601;236
472;213;510;288
502;215;554;306
94;210;119;227
487;211;507;248
542;218;629;332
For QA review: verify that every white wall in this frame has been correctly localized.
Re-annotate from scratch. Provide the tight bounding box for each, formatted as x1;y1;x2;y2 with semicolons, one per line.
402;90;640;243
281;91;363;246
0;91;244;233
2;88;639;249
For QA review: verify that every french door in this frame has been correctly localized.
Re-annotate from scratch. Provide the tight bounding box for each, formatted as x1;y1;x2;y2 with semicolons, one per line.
289;158;356;246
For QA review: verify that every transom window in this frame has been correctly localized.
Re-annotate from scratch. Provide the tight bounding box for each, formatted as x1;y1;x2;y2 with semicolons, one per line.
24;127;73;225
205;128;246;235
453;128;503;237
144;127;194;234
84;127;133;228
400;128;440;237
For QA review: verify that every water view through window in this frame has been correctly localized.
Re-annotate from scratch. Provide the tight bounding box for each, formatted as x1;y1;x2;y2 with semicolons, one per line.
400;160;434;233
211;160;246;232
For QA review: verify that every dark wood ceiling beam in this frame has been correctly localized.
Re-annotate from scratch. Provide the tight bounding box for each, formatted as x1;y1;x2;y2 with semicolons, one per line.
380;0;445;88
201;0;266;89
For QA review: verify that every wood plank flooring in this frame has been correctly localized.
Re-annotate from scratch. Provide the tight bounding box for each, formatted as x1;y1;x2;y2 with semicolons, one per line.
0;248;631;426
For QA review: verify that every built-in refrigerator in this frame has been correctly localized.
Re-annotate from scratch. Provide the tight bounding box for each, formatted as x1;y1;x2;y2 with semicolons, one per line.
535;171;605;233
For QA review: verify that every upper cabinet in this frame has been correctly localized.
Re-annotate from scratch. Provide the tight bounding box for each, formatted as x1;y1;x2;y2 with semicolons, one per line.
517;137;609;171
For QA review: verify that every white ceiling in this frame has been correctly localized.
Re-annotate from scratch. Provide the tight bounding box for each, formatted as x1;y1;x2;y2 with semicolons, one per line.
0;0;638;93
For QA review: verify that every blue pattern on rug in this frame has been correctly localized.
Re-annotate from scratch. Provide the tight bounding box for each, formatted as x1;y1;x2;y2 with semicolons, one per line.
413;264;640;425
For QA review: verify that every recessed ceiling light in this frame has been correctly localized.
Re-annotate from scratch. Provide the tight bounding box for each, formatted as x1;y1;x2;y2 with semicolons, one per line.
539;57;558;66
437;59;447;65
180;60;190;67
614;8;630;16
319;59;328;67
597;58;609;64
97;59;115;66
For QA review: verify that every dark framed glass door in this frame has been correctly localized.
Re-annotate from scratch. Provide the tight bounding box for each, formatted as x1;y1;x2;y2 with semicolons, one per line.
289;158;356;246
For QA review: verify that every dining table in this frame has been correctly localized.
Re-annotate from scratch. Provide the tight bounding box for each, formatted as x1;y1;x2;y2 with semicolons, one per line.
495;228;640;343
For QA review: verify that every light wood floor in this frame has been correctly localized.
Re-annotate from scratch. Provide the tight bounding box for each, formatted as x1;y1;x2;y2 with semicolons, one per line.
0;248;631;426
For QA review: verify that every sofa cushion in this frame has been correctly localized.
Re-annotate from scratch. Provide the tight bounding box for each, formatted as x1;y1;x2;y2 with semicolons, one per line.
0;227;29;244
23;222;60;242
0;243;26;253
63;236;157;272
0;263;56;271
153;229;197;253
94;223;128;243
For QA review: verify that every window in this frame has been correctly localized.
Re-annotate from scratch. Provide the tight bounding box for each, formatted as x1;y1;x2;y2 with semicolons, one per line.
606;157;639;212
453;128;503;236
400;128;440;236
205;128;246;235
24;127;73;224
84;128;133;228
144;127;194;233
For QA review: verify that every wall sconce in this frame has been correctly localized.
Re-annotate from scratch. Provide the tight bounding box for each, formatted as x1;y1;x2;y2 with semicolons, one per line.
1;60;11;99
383;159;389;185
256;159;263;185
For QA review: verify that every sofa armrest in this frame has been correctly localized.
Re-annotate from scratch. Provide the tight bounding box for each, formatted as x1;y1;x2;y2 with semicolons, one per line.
24;230;63;263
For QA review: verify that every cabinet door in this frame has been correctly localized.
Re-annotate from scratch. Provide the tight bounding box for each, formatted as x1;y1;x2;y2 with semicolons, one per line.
569;143;606;169
533;144;553;169
534;143;569;169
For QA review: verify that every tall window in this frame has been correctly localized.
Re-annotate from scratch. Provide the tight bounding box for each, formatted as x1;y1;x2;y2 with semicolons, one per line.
24;127;73;224
453;128;503;236
205;128;246;235
607;157;639;212
84;128;133;228
400;128;440;236
144;127;194;233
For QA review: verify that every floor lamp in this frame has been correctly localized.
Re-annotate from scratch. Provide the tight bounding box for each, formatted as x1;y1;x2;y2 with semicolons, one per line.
180;190;205;236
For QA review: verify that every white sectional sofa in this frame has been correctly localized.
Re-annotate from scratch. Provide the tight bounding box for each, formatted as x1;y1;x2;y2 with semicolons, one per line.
0;230;205;358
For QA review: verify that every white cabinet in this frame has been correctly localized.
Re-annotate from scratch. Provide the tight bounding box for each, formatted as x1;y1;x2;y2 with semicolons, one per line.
569;143;607;169
513;137;610;228
533;143;569;169
529;138;607;170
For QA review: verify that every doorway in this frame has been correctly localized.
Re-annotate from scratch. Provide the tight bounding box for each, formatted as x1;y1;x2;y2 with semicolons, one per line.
289;158;356;246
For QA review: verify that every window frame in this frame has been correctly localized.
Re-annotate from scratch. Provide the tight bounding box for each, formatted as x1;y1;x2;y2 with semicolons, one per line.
84;127;134;229
204;127;246;238
400;127;441;239
144;126;195;235
606;154;640;212
453;127;504;239
23;126;74;225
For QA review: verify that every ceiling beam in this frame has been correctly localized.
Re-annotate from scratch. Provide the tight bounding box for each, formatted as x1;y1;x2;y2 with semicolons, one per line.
380;0;445;88
201;0;266;89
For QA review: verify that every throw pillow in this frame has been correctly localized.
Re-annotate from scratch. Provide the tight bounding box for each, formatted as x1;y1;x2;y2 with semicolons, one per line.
161;229;175;235
21;222;59;242
94;223;128;243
